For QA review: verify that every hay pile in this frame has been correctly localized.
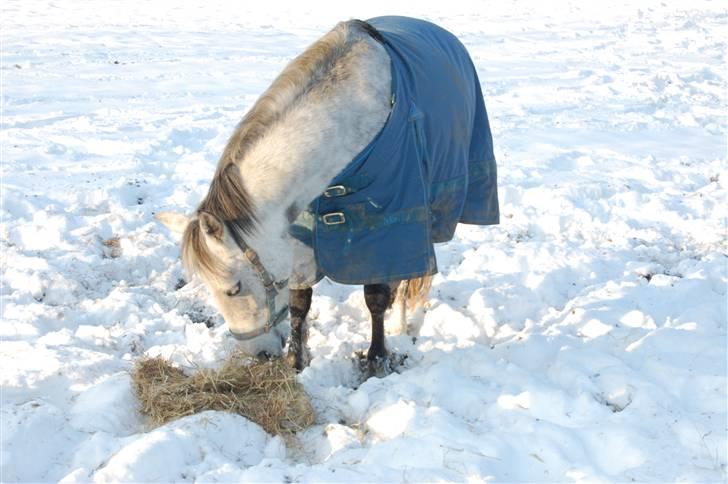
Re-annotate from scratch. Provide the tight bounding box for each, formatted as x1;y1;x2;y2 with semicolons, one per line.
132;355;315;436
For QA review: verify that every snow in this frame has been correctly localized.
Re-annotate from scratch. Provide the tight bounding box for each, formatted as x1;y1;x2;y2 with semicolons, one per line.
1;0;726;481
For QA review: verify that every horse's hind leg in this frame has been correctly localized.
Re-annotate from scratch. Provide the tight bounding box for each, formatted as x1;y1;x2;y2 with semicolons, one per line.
364;283;392;373
286;287;312;371
390;279;408;335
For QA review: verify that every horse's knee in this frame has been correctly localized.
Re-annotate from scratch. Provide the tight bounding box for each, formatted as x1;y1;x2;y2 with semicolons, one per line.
290;287;313;320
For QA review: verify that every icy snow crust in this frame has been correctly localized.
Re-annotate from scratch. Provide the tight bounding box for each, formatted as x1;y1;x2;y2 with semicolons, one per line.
1;0;726;481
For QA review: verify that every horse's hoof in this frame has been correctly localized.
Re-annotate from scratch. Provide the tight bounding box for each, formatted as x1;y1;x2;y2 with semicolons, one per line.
356;351;408;379
367;356;392;379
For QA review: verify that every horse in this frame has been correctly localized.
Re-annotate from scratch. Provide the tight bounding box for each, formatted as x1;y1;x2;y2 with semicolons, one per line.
156;16;499;375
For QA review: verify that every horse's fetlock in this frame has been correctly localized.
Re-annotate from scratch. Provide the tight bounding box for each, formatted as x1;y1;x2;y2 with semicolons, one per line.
286;339;310;371
366;341;388;362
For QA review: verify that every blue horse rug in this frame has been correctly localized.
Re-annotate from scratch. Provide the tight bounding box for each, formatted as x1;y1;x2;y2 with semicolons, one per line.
290;16;499;284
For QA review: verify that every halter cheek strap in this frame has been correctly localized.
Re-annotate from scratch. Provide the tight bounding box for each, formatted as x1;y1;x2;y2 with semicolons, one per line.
225;222;289;341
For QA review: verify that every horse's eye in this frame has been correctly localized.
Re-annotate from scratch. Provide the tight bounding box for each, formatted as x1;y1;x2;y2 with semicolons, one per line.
226;281;241;297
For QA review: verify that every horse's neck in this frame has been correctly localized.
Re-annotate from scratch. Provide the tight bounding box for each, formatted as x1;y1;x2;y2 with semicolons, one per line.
239;35;392;278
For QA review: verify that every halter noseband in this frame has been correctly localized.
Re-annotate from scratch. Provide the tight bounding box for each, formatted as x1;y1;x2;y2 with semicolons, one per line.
225;221;289;341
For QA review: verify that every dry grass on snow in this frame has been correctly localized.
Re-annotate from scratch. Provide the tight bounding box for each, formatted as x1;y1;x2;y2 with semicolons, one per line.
132;354;314;436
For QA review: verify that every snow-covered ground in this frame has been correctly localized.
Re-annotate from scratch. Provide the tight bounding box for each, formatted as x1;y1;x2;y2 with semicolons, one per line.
1;0;726;481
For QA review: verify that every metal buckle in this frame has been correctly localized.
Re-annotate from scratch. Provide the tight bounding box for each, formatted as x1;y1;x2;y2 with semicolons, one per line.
322;212;346;225
323;185;347;198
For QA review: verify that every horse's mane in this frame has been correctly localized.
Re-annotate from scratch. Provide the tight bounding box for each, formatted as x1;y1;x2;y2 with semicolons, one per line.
182;19;376;282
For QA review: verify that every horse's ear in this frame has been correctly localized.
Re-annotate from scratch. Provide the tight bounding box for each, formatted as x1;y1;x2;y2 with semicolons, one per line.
155;211;191;234
198;211;224;240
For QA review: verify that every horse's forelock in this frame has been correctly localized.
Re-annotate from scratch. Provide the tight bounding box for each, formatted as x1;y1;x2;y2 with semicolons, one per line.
200;162;257;237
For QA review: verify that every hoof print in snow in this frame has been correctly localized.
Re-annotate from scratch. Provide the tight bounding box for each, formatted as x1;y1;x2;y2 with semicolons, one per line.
184;309;216;328
594;391;633;413
102;237;122;258
128;337;143;355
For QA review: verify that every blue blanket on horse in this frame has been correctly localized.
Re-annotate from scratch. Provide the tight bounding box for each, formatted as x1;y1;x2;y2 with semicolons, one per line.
291;16;499;284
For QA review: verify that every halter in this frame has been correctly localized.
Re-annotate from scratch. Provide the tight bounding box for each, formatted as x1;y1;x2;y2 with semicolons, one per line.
225;221;289;341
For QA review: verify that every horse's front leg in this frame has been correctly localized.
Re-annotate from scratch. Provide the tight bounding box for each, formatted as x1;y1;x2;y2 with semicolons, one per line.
364;283;393;374
286;287;312;371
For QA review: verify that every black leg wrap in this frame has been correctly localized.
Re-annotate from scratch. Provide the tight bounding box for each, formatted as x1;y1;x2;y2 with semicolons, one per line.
287;287;312;371
364;283;390;362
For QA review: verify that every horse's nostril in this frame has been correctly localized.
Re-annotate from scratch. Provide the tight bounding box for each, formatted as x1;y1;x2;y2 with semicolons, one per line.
257;351;272;361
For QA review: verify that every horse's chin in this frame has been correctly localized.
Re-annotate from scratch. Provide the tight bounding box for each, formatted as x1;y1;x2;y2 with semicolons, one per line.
231;325;287;360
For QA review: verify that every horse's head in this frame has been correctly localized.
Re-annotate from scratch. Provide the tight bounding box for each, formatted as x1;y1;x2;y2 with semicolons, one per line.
155;211;288;358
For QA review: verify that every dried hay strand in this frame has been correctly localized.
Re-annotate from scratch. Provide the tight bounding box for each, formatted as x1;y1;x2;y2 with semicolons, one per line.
132;354;315;436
